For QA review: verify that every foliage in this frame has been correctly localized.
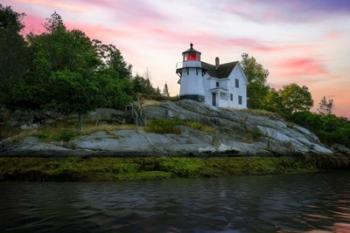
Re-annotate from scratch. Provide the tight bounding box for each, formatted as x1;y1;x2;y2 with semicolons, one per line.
261;88;284;115
0;5;30;107
145;119;182;134
131;74;162;99
34;128;78;142
279;83;313;114
93;40;132;79
262;84;313;117
318;96;334;115
145;119;215;134
240;53;270;109
0;8;161;128
163;83;170;97
291;111;350;145
2;155;348;182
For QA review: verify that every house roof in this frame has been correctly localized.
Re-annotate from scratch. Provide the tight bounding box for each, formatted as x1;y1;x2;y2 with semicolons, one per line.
201;61;239;79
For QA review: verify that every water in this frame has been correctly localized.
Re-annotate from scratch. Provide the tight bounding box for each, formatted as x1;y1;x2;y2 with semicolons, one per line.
1;172;350;233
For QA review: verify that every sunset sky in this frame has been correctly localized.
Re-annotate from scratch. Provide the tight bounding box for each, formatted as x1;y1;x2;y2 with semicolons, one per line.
3;0;350;118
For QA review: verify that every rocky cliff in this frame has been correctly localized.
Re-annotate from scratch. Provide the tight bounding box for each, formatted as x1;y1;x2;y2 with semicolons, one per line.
0;100;336;157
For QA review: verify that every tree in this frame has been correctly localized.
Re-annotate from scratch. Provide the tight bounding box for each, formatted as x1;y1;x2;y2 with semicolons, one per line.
44;11;65;32
93;40;131;79
261;88;284;115
46;70;99;129
131;70;161;98
279;83;313;115
25;12;101;127
0;5;29;106
163;83;170;97
240;53;269;109
318;96;334;115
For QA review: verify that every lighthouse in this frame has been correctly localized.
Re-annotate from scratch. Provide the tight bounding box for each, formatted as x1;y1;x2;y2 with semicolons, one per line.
176;43;248;109
176;43;207;102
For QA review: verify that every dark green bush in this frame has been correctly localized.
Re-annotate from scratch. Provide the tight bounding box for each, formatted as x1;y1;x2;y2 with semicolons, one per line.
291;111;350;146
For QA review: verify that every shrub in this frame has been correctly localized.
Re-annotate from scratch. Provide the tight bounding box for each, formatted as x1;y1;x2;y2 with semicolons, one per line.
145;119;182;134
145;119;215;134
291;111;350;146
34;128;78;142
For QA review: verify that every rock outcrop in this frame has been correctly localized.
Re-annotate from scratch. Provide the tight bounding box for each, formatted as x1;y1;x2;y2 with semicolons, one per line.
0;100;335;157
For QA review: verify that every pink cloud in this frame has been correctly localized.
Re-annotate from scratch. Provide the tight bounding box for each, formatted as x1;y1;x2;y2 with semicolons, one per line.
22;14;45;35
80;0;169;24
14;0;92;13
277;58;329;77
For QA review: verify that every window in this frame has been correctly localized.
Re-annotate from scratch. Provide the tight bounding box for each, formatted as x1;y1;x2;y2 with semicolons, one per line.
216;81;219;87
235;79;239;88
230;94;233;101
186;67;189;75
185;53;198;61
238;95;242;105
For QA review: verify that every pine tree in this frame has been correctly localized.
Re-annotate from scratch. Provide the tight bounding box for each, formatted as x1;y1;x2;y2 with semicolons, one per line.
163;83;170;97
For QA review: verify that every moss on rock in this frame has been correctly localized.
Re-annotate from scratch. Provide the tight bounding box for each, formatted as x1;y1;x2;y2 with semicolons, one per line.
0;155;348;182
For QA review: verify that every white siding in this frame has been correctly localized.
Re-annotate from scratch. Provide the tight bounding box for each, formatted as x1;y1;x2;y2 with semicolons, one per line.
202;65;247;109
179;61;247;109
179;67;205;96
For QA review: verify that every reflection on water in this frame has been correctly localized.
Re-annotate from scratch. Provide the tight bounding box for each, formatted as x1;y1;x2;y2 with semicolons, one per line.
1;172;350;233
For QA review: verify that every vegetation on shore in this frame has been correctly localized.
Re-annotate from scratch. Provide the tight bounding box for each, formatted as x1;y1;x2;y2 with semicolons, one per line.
1;5;349;148
145;119;215;134
0;155;349;182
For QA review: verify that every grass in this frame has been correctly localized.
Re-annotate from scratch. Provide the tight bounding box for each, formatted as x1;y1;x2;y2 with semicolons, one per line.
6;118;212;143
0;155;349;182
239;108;282;119
145;119;215;134
7;123;138;143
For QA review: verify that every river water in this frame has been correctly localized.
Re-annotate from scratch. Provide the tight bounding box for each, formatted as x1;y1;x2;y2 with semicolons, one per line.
1;172;350;233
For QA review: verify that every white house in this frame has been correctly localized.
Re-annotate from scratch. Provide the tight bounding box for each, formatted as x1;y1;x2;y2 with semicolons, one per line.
176;43;247;109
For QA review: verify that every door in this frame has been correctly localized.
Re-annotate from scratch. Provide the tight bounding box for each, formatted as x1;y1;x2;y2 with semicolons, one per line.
212;93;216;106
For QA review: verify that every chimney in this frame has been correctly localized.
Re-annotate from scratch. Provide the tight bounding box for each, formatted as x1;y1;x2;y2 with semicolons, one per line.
215;57;220;69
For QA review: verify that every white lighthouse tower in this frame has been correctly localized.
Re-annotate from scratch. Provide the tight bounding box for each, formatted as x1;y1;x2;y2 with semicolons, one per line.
176;43;207;102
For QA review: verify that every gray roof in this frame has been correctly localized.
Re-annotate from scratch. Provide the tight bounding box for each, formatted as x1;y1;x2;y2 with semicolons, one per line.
201;61;239;79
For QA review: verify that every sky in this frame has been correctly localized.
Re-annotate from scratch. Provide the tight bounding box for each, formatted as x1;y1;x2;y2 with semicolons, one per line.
2;0;350;118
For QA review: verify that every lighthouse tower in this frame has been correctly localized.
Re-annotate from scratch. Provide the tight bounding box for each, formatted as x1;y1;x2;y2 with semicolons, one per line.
176;43;207;102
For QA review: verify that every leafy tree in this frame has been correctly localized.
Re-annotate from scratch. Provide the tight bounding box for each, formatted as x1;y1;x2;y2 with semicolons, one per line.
93;40;131;79
279;83;313;115
25;12;101;127
318;96;334;115
163;83;170;97
240;53;269;109
0;5;29;106
94;72;133;109
261;88;284;115
46;70;99;129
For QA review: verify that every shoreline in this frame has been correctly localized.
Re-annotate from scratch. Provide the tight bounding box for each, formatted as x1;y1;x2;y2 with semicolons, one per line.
1;155;349;182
